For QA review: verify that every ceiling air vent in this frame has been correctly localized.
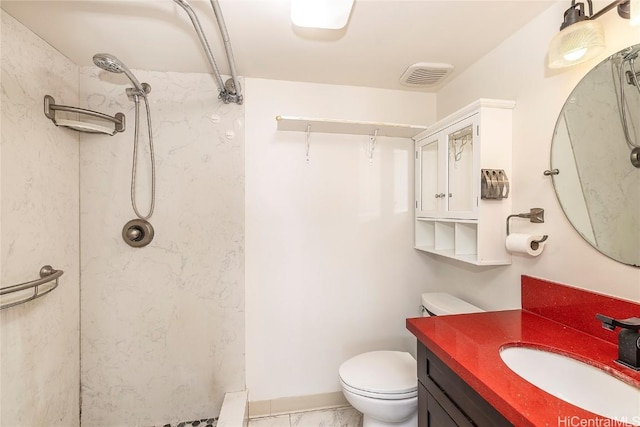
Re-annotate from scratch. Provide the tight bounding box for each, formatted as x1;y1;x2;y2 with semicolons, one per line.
399;63;454;88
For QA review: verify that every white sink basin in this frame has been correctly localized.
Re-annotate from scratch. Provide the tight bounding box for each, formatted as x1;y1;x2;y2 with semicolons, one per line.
500;346;640;424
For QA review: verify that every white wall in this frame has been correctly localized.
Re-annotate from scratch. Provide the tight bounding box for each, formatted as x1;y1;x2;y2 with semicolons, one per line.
1;10;80;426
245;79;436;401
432;2;640;308
79;69;245;426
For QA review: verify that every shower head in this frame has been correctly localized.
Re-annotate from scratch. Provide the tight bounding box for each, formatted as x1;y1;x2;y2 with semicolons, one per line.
93;53;146;95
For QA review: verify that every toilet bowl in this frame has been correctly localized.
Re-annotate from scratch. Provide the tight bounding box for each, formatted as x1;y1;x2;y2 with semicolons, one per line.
339;351;417;427
339;293;484;427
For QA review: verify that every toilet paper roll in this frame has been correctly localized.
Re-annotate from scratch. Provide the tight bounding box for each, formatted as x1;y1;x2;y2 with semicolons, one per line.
505;233;546;256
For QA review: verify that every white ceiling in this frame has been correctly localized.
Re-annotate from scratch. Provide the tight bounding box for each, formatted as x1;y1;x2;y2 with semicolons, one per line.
1;0;555;92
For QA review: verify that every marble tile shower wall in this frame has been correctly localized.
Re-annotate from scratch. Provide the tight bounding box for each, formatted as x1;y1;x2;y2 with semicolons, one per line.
79;68;245;426
1;10;81;426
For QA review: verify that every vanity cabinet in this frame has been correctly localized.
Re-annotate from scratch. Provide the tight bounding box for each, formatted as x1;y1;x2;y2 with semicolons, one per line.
414;99;514;265
417;342;512;427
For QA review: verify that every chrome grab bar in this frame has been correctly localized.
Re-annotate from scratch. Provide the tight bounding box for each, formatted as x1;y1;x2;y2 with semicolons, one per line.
0;265;63;310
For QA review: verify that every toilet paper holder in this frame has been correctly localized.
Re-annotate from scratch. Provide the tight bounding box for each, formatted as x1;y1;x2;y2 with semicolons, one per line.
506;208;548;246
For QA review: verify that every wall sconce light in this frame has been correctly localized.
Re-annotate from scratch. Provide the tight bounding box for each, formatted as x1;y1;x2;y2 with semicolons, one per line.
548;0;636;69
290;0;355;29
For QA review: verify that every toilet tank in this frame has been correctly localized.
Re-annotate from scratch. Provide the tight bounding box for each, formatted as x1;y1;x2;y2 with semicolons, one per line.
421;292;484;317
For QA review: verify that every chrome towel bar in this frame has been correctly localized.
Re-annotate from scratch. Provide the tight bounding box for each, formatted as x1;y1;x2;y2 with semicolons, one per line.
0;265;63;310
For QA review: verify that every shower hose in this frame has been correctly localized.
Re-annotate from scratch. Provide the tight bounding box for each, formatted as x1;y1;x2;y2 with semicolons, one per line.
131;94;156;220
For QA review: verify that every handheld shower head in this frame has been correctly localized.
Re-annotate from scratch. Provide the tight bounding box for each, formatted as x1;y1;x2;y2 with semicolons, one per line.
93;53;146;95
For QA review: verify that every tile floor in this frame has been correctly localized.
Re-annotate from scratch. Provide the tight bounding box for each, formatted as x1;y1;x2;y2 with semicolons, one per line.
158;406;362;427
248;407;363;427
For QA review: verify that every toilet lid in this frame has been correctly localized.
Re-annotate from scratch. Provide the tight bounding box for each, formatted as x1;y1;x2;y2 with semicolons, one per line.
339;351;417;395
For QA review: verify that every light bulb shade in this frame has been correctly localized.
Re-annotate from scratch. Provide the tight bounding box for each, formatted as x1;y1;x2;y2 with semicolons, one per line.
291;0;354;29
631;0;640;26
548;20;605;68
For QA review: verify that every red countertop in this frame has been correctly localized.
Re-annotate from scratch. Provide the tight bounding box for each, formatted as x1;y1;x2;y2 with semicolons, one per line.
406;276;640;427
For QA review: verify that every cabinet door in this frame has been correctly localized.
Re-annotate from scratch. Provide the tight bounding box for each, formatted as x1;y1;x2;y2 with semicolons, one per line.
416;136;442;218
445;116;478;219
418;343;514;427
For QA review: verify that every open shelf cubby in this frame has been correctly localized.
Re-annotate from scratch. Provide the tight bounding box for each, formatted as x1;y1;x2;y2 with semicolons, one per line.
415;218;508;266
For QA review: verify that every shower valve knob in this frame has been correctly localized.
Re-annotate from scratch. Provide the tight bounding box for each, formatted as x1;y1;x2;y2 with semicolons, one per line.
631;147;640;168
122;219;154;248
126;227;142;241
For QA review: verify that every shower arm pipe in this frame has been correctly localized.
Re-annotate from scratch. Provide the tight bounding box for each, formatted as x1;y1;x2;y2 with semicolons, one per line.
209;0;242;104
174;0;226;93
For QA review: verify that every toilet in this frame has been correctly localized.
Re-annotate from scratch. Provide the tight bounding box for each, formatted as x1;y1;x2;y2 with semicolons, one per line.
420;292;485;317
339;351;418;427
339;292;484;427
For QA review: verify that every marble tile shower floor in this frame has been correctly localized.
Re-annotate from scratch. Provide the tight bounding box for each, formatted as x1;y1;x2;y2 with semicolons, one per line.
162;418;218;427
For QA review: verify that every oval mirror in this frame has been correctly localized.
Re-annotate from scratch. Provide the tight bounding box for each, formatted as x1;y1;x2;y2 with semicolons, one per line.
550;43;640;267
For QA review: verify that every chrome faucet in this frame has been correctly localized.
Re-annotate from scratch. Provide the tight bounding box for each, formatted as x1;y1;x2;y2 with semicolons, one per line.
596;314;640;370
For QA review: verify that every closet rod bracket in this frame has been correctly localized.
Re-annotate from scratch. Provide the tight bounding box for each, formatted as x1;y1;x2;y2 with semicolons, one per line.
367;129;379;162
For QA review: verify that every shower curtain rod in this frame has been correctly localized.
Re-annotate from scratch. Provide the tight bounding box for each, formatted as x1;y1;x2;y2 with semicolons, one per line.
174;0;243;105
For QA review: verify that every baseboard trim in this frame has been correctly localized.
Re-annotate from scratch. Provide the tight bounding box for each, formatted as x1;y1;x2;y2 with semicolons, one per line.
248;391;349;418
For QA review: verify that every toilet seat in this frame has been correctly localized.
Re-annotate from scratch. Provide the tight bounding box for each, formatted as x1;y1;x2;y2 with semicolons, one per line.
339;351;417;400
340;378;417;400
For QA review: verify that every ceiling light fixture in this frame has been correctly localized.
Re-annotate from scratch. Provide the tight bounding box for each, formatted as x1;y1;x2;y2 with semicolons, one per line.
548;0;635;69
290;0;355;30
631;0;640;25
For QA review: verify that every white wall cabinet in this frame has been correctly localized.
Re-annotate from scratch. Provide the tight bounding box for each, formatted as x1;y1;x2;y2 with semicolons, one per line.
414;99;515;265
417;115;478;219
